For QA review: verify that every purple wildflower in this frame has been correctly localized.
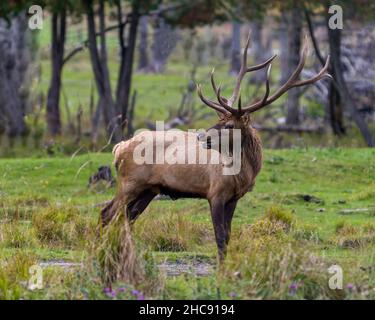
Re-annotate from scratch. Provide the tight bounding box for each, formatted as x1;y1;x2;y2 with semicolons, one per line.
103;287;111;294
137;294;145;301
110;290;117;298
131;289;140;296
118;287;126;293
346;284;354;290
289;282;298;295
229;292;237;298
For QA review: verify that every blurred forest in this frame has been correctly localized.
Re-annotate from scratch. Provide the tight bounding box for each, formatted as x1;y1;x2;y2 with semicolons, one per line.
0;0;375;157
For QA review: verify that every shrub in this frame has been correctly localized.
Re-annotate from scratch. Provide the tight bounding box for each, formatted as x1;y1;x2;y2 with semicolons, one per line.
135;213;213;252
96;213;144;286
0;252;37;300
264;206;294;231
32;205;93;248
335;221;358;235
330;221;375;249
292;223;321;243
224;239;342;299
0;222;37;248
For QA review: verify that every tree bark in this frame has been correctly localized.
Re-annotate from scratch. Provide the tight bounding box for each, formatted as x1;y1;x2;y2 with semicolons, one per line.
138;15;149;71
116;4;140;130
0;12;28;137
249;19;269;84
150;15;178;73
229;21;241;75
46;9;66;136
85;0;122;142
285;6;302;125
279;11;290;86
327;18;375;146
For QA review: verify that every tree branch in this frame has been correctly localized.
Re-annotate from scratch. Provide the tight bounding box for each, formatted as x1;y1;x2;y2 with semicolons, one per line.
304;9;326;66
62;21;129;66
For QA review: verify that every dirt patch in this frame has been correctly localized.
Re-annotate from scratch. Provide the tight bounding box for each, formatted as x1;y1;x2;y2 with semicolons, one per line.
158;260;214;277
39;260;83;270
38;259;214;277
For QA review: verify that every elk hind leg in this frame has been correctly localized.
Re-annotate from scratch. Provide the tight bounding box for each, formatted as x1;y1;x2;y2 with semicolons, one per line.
100;198;120;227
127;189;158;224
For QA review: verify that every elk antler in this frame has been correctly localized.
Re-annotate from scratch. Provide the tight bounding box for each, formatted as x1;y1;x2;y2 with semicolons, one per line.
197;32;332;117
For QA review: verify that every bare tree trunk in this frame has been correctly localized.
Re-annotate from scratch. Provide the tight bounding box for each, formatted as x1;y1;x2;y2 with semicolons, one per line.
285;6;302;125
46;9;66;136
304;9;344;134
0;12;28;137
249;19;270;84
98;0;117;129
150;15;178;73
327;18;375;146
85;0;122;142
0;62;27;136
138;16;149;72
328;79;345;135
126;90;137;137
279;11;290;85
229;21;241;75
116;3;140;131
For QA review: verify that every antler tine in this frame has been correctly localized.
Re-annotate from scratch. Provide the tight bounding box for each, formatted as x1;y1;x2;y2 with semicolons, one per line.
238;94;242;114
243;36;332;114
196;84;228;114
260;64;272;105
227;31;251;107
246;54;277;72
227;31;277;109
292;55;332;87
217;85;238;114
211;68;228;104
242;31;251;69
238;63;272;115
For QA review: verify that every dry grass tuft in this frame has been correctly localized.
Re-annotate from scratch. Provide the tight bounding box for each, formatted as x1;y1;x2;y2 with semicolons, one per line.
96;211;144;286
330;221;375;249
0;251;37;299
0;222;37;248
134;212;213;252
32;205;93;248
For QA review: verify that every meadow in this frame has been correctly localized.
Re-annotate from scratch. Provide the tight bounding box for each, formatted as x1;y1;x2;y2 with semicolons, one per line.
1;147;375;299
1;16;375;300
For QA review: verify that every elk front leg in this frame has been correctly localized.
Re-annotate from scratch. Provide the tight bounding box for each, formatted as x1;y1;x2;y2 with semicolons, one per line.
209;199;226;262
224;199;238;247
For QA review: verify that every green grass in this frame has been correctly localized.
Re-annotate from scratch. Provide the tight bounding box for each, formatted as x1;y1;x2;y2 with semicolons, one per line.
1;19;375;299
1;148;375;299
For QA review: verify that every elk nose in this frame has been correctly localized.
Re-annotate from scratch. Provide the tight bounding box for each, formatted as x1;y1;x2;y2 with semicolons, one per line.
197;132;206;141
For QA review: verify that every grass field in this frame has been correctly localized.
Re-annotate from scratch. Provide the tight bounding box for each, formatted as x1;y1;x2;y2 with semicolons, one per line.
1;147;375;299
1;19;374;300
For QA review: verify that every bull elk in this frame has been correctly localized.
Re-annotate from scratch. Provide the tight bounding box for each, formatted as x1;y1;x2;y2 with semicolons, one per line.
101;33;331;261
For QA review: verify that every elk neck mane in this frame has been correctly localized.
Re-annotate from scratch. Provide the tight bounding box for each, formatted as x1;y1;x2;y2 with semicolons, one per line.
240;124;263;178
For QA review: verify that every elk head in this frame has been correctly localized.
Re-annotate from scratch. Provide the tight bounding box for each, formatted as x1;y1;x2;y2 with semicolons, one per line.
196;32;332;150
